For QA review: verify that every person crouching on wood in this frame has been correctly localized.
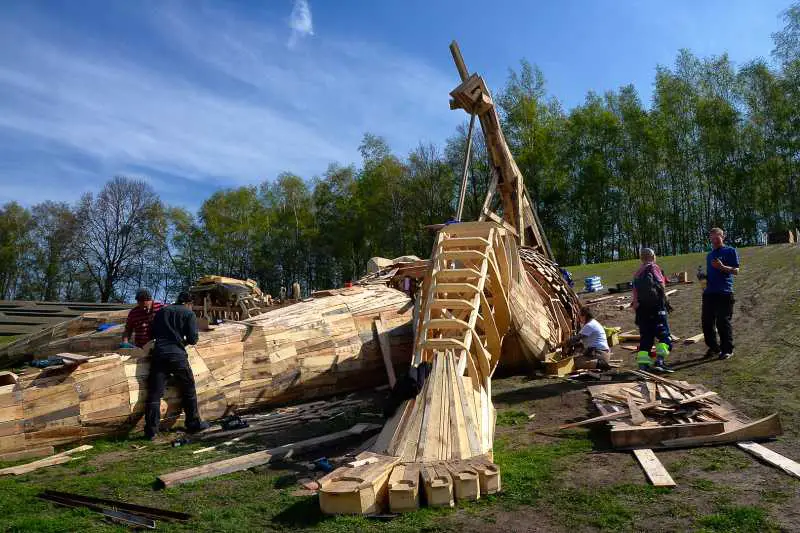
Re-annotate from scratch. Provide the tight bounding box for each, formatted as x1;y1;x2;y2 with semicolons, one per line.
144;291;210;440
568;307;612;371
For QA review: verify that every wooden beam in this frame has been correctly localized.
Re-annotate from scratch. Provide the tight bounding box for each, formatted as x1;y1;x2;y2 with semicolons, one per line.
373;319;397;388
632;449;676;487
737;441;800;480
449;41;469;82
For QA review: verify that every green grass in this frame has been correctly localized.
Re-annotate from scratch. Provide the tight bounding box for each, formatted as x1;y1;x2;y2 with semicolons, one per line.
565;250;710;288
0;334;20;346
495;409;531;427
696;505;779;533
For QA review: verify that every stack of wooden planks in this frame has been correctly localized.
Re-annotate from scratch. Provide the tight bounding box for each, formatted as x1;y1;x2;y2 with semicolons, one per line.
0;285;415;456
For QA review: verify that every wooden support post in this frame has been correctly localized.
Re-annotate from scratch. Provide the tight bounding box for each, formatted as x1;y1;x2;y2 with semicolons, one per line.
319;452;401;515
445;460;480;502
373;319;397;389
420;462;454;507
467;455;501;494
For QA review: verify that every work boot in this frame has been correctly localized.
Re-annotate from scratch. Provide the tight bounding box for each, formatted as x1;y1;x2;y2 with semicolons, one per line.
185;420;210;434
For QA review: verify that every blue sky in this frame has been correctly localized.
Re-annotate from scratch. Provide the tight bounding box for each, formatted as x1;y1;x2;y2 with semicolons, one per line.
0;0;790;210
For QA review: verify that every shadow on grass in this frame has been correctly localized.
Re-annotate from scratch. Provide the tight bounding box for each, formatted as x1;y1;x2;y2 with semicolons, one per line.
493;381;586;404
271;494;330;529
669;355;718;371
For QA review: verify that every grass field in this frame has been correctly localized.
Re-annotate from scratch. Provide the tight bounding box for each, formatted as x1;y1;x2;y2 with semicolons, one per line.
0;244;798;532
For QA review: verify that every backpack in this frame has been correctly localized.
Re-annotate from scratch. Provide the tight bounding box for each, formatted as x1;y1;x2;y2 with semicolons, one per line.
634;264;664;310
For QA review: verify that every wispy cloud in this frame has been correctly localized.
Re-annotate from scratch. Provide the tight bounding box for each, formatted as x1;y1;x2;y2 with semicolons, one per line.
288;0;314;48
0;2;460;208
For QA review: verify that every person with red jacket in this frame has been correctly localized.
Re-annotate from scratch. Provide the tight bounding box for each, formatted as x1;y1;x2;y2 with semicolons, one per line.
122;288;164;348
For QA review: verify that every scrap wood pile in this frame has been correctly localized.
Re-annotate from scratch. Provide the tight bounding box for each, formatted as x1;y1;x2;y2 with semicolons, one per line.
561;370;782;450
558;370;799;489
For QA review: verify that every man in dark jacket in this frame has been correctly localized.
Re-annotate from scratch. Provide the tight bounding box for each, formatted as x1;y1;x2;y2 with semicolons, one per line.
144;291;209;440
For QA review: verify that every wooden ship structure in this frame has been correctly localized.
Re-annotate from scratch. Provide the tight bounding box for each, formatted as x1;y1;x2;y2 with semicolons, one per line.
0;42;582;514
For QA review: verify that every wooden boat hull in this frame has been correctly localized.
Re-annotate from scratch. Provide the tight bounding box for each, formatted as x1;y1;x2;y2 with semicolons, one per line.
0;285;414;455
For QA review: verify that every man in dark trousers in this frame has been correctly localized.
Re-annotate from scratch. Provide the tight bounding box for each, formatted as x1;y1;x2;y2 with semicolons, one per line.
144;291;209;440
703;227;740;360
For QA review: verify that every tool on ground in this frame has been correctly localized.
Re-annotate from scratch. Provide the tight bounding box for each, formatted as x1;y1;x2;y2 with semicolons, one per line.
314;458;334;472
220;415;249;431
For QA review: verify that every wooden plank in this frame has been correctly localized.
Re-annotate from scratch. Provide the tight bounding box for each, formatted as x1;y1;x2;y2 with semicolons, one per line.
676;391;718;405
626;393;646;426
660;414;782;448
737;441;800;480
628;369;696;392
559;401;661;429
683;333;705;345
612;421;725;449
373;320;397;388
633;449;676;487
466;455;500;494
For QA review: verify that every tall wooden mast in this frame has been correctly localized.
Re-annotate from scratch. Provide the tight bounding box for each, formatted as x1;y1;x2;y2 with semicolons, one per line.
448;41;554;260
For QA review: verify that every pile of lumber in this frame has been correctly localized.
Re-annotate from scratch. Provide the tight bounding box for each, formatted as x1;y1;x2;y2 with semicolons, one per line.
157;423;382;488
0;309;130;368
0;285;415;456
568;370;782;449
194;396;367;449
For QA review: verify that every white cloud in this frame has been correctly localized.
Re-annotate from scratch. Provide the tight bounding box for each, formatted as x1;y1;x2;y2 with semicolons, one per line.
288;0;314;48
0;3;461;207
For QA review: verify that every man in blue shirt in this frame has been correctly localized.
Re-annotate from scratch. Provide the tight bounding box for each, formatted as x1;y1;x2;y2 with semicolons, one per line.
703;228;740;360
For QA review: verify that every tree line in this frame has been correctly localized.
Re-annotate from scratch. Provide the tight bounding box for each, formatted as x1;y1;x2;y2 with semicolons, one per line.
1;4;799;302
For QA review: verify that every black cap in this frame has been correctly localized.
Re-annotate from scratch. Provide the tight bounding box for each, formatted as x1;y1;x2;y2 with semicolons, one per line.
135;288;152;302
176;291;192;305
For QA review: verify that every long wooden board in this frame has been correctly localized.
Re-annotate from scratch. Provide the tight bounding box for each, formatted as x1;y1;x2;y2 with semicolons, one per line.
737;441;800;480
632;449;676;487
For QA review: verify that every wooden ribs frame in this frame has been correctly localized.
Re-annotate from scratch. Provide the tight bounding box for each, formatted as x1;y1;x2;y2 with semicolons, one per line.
320;222;515;513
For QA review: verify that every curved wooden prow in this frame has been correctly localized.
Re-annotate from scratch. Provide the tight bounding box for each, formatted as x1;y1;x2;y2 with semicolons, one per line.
448;40;553;260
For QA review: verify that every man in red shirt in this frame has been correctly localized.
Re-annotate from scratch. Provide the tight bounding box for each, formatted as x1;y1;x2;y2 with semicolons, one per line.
122;288;164;348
